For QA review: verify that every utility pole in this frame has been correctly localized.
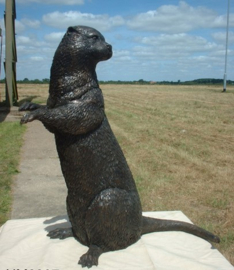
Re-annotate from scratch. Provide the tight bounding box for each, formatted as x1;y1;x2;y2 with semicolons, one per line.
223;0;230;92
0;26;2;81
5;0;18;106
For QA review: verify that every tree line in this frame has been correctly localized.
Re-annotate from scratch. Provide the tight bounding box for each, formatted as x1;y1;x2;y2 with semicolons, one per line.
0;77;233;85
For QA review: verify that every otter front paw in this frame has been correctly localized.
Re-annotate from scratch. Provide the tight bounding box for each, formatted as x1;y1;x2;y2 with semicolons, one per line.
19;102;41;111
47;227;73;239
20;112;36;125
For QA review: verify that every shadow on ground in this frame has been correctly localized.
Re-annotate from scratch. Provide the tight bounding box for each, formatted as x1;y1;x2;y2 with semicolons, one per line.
17;96;38;107
0;96;38;123
0;106;10;122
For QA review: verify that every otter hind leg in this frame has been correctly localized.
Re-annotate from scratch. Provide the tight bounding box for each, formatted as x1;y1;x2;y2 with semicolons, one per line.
47;227;73;239
81;188;141;267
78;245;103;268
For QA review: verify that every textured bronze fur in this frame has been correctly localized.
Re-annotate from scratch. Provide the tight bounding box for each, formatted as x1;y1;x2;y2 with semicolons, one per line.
20;26;220;268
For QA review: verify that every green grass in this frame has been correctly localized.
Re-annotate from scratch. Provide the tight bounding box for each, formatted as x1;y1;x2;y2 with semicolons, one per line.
0;122;26;225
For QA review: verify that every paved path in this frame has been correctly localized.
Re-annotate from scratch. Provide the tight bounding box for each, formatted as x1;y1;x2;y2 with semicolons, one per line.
11;120;67;219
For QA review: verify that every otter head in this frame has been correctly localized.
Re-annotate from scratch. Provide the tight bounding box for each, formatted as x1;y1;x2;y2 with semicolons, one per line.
54;25;112;68
48;26;112;107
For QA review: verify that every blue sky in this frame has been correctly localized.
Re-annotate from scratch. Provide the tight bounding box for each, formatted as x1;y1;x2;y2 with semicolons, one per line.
0;0;233;82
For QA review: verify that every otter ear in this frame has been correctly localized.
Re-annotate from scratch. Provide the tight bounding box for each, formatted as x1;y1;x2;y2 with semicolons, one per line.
67;27;79;34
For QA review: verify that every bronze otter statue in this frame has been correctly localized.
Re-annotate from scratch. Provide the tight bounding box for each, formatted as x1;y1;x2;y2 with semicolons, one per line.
20;25;220;268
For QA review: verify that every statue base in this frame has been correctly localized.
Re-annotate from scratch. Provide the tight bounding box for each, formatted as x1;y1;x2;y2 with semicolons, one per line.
0;211;232;270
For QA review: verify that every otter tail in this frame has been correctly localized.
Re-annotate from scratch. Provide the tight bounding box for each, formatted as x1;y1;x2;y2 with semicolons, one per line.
142;216;220;243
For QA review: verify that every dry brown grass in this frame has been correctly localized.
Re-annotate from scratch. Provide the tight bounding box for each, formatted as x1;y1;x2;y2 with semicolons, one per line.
4;83;234;265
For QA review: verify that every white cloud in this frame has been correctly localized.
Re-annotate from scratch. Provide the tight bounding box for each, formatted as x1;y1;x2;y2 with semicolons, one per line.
41;0;84;4
136;34;219;55
113;50;132;62
17;36;32;44
17;35;47;47
2;18;40;35
126;1;233;33
15;20;25;33
0;0;83;4
30;56;44;61
44;32;64;43
106;31;228;81
21;18;40;29
42;11;124;31
212;31;234;44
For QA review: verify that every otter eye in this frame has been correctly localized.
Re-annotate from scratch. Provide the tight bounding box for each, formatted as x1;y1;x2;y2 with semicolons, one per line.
91;35;99;40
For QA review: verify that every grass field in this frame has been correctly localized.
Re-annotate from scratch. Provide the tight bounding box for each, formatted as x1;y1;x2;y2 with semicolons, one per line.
1;83;234;264
0;122;26;224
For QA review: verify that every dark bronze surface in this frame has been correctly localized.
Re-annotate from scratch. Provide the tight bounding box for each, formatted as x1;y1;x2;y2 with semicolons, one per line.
20;26;220;268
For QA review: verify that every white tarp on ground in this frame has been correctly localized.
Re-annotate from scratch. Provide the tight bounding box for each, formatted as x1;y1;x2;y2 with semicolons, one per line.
0;211;233;270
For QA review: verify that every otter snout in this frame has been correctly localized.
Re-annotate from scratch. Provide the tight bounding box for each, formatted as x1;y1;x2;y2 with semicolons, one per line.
105;43;113;58
106;43;112;51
